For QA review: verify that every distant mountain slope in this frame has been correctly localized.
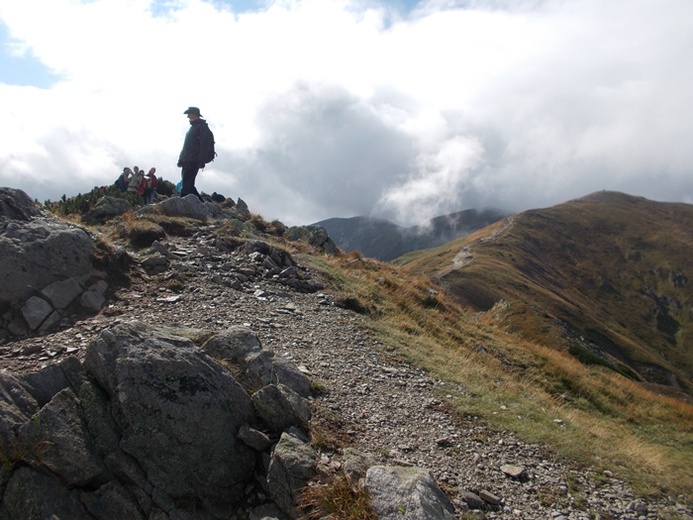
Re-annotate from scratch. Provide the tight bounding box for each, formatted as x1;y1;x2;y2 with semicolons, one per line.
313;209;507;261
399;191;692;395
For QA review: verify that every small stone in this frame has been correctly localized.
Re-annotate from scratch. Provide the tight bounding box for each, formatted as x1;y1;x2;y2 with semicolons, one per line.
627;500;648;515
21;344;42;355
436;437;454;448
479;489;501;505
500;464;526;480
461;491;485;509
156;295;182;303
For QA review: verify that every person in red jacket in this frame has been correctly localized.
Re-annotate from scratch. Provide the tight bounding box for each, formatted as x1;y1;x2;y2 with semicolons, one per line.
144;168;158;204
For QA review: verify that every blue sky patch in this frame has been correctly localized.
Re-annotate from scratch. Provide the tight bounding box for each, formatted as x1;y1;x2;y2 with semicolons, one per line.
0;23;60;88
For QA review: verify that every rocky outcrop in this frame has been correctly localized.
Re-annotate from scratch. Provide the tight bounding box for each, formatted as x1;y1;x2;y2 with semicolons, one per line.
285;225;339;255
0;219;94;306
0;187;43;221
141;236;324;295
2;186;691;520
139;194;251;223
0;322;316;519
0;188;109;339
0;187;333;341
0;318;459;519
147;194;212;221
244;239;324;293
201;326;312;397
83;196;133;223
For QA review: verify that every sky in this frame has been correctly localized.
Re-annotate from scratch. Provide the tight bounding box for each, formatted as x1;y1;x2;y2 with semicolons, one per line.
0;0;692;227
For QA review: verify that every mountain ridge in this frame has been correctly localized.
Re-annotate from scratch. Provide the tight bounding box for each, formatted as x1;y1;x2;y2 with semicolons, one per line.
313;208;508;261
399;191;692;395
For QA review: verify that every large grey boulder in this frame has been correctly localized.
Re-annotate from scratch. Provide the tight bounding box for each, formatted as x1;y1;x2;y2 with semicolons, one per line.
17;354;77;407
83;195;132;222
0;219;94;306
0;187;113;336
365;466;457;520
84;321;257;517
80;480;146;520
149;194;210;220
0;187;42;221
40;276;84;309
202;326;312;397
80;280;108;311
20;295;54;330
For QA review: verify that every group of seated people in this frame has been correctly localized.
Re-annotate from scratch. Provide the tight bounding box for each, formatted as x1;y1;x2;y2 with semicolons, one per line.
114;166;158;204
114;166;229;205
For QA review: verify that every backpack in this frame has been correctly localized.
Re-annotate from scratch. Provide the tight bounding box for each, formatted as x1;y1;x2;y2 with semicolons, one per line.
207;129;217;163
114;175;127;192
199;123;217;164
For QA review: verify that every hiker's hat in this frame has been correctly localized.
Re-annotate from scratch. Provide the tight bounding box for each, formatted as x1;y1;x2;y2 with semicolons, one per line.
184;106;202;117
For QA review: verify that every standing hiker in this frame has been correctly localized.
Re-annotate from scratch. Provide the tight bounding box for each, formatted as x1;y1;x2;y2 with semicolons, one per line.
177;106;214;201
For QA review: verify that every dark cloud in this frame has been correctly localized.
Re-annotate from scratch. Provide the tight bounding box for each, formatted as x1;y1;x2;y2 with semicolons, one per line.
240;82;417;223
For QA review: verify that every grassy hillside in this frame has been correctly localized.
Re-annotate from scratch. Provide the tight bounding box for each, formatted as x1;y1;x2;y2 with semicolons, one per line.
397;191;692;396
301;246;692;503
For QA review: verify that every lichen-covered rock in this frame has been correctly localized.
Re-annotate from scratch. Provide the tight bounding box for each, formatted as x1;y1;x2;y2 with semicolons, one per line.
252;384;311;435
150;194;210;220
0;220;94;306
365;465;457;520
17;387;109;488
83;196;132;223
202;326;312;397
266;432;318;519
84;321;257;517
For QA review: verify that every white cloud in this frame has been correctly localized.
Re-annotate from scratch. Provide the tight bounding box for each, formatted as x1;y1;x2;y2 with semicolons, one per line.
378;135;484;225
0;0;691;225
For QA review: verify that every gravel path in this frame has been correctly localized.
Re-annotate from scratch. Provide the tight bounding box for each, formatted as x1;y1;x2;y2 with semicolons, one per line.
2;224;690;519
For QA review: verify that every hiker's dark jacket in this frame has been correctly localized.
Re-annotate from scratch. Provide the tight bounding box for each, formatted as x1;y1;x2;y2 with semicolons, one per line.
178;118;213;166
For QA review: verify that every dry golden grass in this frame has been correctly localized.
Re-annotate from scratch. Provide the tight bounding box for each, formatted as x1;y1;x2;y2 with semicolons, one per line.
300;250;693;501
299;474;378;520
